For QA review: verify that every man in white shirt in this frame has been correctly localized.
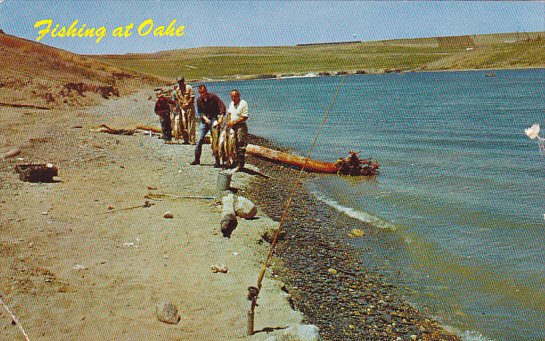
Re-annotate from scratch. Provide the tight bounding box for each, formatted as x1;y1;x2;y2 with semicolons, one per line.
227;89;249;170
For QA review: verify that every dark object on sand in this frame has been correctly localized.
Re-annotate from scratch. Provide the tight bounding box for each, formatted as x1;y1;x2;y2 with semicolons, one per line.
15;163;58;182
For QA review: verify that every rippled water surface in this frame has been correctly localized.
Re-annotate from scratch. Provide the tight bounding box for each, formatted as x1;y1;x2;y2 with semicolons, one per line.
211;69;545;340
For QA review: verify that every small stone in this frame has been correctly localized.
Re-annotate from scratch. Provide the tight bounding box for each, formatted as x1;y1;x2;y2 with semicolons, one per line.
211;264;228;273
164;212;174;219
350;228;365;237
156;301;180;324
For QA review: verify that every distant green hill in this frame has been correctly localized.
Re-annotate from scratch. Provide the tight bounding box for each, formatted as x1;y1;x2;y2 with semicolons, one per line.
93;32;545;81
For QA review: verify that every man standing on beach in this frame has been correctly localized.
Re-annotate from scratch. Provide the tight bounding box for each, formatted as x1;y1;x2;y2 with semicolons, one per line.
154;88;176;144
227;89;249;170
174;76;196;144
191;84;226;167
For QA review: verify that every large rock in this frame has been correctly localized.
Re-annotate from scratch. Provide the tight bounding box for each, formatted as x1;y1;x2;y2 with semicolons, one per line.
234;195;257;219
156;301;180;324
266;324;321;341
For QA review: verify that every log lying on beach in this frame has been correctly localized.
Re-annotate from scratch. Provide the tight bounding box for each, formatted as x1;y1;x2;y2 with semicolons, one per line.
89;124;135;135
246;144;380;176
220;193;237;238
136;125;162;134
0;101;51;110
2;147;21;159
246;144;338;173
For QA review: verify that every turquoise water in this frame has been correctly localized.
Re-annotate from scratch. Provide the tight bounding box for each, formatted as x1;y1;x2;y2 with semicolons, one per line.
211;69;545;340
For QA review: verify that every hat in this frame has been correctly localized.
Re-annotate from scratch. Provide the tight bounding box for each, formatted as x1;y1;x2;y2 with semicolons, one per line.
177;75;185;83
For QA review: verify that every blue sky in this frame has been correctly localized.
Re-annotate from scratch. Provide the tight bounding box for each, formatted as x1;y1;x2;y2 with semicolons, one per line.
0;1;544;55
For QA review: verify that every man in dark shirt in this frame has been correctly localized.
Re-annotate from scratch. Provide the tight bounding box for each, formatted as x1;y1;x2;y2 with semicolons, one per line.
191;84;226;166
154;89;176;144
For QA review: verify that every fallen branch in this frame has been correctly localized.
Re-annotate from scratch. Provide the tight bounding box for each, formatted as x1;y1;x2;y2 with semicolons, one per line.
144;193;215;201
107;201;153;213
136;125;162;134
0;101;50;110
2;147;21;159
89;124;135;135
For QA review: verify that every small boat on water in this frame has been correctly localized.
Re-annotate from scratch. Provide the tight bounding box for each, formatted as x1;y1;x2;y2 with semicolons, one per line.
485;72;496;77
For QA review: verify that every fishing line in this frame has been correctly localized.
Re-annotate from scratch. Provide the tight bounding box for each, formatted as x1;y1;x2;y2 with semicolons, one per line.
248;76;346;334
0;296;30;341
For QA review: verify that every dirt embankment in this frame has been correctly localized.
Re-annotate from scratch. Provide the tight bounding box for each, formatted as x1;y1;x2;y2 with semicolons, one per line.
0;32;166;109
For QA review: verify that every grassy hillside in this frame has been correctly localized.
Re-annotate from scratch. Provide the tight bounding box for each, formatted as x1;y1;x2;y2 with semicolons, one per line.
94;32;545;81
0;32;166;107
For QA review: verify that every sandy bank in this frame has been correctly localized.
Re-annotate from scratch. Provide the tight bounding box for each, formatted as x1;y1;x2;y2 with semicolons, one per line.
0;90;302;340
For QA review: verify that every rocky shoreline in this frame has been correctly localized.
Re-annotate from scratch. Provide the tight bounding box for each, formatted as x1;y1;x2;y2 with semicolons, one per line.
245;135;460;340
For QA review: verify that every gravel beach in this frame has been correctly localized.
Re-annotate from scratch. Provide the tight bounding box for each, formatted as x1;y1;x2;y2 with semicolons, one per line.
245;135;461;340
1;88;459;340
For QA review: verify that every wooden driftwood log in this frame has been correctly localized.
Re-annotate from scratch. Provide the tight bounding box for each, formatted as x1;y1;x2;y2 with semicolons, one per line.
246;144;338;173
89;124;135;135
2;147;21;159
136;125;162;133
247;144;380;176
0;101;51;110
220;193;237;238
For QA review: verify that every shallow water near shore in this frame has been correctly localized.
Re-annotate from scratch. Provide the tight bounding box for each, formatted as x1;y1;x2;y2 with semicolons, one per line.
210;69;545;340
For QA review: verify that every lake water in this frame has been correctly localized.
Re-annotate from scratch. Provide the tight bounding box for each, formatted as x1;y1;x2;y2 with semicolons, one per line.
210;69;545;340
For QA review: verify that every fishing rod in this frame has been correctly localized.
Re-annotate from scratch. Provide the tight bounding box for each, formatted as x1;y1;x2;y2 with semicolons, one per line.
247;76;347;335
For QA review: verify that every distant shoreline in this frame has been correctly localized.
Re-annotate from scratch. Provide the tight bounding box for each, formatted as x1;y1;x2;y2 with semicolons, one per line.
191;66;545;84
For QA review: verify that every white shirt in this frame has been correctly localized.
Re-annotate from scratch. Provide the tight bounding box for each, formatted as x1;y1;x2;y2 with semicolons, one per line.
227;99;249;123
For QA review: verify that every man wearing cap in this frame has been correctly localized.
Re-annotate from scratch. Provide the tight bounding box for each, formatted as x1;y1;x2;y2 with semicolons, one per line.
154;89;176;144
174;76;196;144
227;89;249;170
191;84;226;167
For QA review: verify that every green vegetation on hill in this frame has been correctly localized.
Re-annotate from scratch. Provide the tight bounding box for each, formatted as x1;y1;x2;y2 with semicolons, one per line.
94;32;545;81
